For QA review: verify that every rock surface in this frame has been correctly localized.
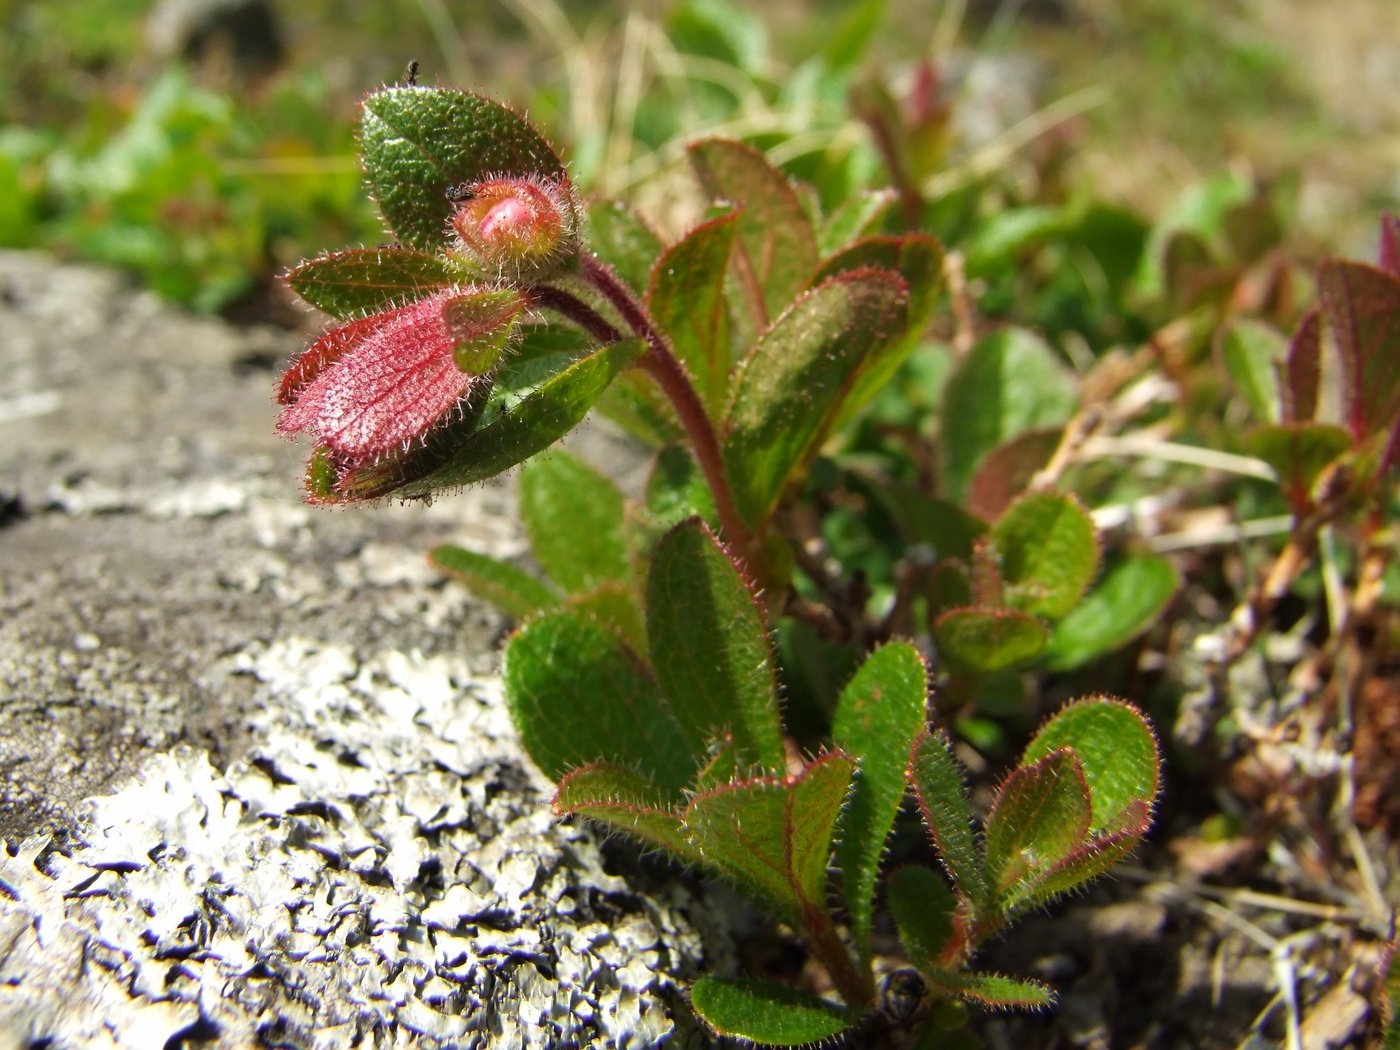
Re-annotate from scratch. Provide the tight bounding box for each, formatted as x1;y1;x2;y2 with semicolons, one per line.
0;251;713;1047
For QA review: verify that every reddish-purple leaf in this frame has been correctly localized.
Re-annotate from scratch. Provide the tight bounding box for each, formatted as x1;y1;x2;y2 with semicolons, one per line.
1380;213;1400;277
1279;307;1321;424
966;428;1061;522
1317;260;1400;441
279;311;397;406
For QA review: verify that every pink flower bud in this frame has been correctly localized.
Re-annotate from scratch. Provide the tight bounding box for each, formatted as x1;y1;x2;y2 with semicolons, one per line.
450;175;580;277
276;286;523;474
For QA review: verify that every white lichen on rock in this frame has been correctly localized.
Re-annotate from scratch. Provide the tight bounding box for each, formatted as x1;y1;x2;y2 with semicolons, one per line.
0;638;714;1049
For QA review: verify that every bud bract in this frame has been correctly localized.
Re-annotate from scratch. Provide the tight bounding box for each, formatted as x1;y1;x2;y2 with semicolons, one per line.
450;175;580;278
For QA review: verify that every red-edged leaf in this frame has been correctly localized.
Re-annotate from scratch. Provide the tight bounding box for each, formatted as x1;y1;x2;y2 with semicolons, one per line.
934;607;1049;675
1279;306;1321;424
907;731;987;908
285;247;465;319
998;812;1150;920
279;311;395;406
983;749;1091;898
923;969;1055;1010
1317;259;1400;441
554;762;702;866
682;751;855;929
1245;423;1353;514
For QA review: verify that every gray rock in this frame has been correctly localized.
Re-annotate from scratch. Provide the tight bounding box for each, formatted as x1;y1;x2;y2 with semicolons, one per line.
0;252;716;1047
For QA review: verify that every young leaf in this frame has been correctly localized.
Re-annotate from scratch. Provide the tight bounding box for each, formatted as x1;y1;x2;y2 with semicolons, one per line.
646;519;786;772
360;86;565;253
519;450;631;595
989;493;1100;621
503;611;697;800
831;641;930;958
689;976;851;1045
428;544;559;620
286;248;468;320
1042;555;1179;672
907;731;986;907
983;749;1091;899
398;338;645;495
689;138;819;328
1317;259;1400;441
934;608;1049;675
648;211;738;417
695;735;741;793
683;751;855;928
998;820;1149;920
723;271;909;529
924;970;1055;1011
886;864;958;973
1218;318;1286;423
966;428;1061;522
1021;697;1160;836
1245;423;1353;514
553;762;702;866
940;328;1078;502
585;199;663;297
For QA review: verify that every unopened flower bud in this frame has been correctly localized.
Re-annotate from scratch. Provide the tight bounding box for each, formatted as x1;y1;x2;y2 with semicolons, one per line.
450;175;580;278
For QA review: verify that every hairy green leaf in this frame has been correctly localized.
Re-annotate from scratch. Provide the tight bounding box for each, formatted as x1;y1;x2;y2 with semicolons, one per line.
428;544;559;620
925;970;1055;1010
983;750;1091;899
1000;822;1148;920
907;731;986;907
645;445;719;529
1022;698;1160;836
585;199;663;297
832;642;930;958
689;138;818;328
400;338;644;494
553;762;701;865
1042;555;1179;671
519;450;631;595
1219;318;1286;424
941;328;1078;502
690;976;850;1045
684;751;855;927
564;582;648;658
990;493;1100;621
286;247;467;319
503;611;695;800
360;87;565;252
1317;259;1400;441
646;519;786;771
886;864;958;973
724;271;908;529
935;608;1049;675
649;211;738;417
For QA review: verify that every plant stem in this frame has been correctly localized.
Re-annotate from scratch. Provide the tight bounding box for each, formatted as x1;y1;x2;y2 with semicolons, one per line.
577;254;756;560
805;906;875;1009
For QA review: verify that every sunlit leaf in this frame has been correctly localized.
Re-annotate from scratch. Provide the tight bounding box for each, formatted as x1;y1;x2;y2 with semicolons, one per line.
564;582;648;658
1219;318;1286;423
519;450;632;595
690;976;850;1045
989;493;1100;621
934;608;1049;675
360;86;565;252
553;762;701;865
648;211;738;416
503;611;696;800
428;544;559;620
398;338;645;494
684;751;854;927
689;138;818;328
724;271;908;529
1021;697;1160;836
1317;259;1400;441
925;970;1055;1010
1042;555;1179;671
286;247;468;319
983;749;1091;898
907;731;986;907
819;187;898;255
646;519;785;772
831;642;930;957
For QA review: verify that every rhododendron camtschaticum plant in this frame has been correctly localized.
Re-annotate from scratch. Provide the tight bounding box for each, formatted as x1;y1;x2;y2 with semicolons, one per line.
274;82;1163;1047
